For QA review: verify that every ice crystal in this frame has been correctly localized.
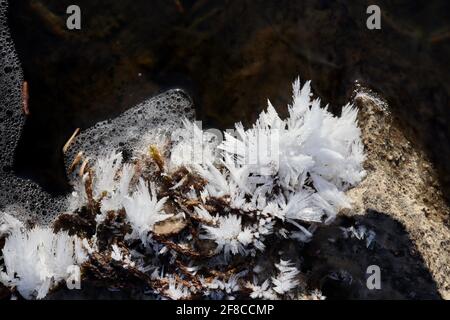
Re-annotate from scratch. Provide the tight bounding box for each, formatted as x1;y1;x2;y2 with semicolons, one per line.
0;215;87;299
271;260;300;295
202;215;254;259
165;277;192;300
93;151;123;198
248;279;277;300
123;178;171;243
98;163;135;224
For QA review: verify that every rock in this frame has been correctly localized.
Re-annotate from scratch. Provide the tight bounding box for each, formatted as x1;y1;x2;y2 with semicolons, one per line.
308;88;450;299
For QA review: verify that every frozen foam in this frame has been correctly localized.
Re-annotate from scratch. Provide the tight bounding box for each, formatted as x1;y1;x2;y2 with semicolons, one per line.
0;0;24;170
63;89;194;177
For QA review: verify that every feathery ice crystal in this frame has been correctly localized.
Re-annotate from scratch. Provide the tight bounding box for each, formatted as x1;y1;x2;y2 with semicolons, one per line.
0;213;87;299
123;178;171;243
0;78;365;299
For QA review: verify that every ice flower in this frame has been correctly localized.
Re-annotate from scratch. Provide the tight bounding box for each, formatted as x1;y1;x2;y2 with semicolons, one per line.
99;163;135;220
92;151;123;198
202;215;254;260
123;178;171;243
248;279;277;300
0;215;87;299
271;259;300;295
165;276;192;300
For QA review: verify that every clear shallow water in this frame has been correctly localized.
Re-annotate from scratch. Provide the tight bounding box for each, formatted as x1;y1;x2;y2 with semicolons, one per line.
7;0;450;203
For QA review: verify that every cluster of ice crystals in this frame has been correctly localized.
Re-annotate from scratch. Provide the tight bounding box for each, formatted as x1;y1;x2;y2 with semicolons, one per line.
172;78;365;252
0;214;87;299
0;78;365;300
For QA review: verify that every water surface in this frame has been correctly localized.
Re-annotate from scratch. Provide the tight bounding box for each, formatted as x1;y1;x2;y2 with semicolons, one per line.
8;0;450;203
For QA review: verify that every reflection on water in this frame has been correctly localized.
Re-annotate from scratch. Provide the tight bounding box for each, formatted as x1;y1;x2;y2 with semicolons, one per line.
8;0;450;203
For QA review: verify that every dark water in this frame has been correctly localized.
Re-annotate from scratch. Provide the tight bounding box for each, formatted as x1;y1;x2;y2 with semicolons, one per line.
7;0;450;202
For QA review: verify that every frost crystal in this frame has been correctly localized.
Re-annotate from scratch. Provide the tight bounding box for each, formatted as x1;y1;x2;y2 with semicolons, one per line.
99;163;135;222
248;279;277;300
202;215;254;259
271;260;300;295
93;151;123;199
164;276;192;300
0;215;86;299
123;179;171;243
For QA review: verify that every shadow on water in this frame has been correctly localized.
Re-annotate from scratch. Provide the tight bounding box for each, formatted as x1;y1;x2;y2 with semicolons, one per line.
7;1;450;203
303;210;441;299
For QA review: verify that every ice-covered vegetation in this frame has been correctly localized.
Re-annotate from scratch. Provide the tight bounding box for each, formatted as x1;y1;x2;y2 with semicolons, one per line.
0;79;365;299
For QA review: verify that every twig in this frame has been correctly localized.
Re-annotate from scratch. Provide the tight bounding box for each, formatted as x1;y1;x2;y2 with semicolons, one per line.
22;81;29;116
63;128;80;154
68;151;84;174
